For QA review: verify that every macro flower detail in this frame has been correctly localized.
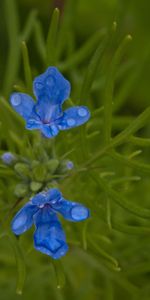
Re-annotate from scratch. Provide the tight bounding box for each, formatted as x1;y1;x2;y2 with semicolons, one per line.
10;67;90;138
11;188;90;259
1;152;15;165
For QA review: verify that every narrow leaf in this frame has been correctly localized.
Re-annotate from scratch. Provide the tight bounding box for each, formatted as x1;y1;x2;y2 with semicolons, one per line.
46;8;60;66
21;41;32;94
8;233;26;295
103;35;132;144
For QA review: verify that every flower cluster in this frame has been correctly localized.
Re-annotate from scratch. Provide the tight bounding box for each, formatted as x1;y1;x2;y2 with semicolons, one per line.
10;67;90;259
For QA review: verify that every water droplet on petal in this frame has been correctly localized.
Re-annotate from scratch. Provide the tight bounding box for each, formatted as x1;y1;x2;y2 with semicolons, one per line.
11;95;21;106
35;83;43;90
67;118;76;127
71;206;89;221
39;204;44;209
78;108;88;117
46;76;54;87
51;124;59;136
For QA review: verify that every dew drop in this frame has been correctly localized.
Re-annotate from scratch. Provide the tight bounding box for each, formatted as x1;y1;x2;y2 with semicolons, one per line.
35;83;43;90
11;95;21;106
78;107;87;117
46;76;54;87
71;206;89;221
67;118;76;127
39;204;44;209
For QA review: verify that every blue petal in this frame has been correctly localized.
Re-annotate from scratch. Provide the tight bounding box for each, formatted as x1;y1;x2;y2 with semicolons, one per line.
33;67;70;123
33;207;68;259
35;103;63;125
41;124;59;138
33;67;71;105
54;198;90;222
10;93;35;121
31;192;48;206
46;188;62;205
26;107;42;130
57;106;90;130
31;189;62;207
11;202;38;235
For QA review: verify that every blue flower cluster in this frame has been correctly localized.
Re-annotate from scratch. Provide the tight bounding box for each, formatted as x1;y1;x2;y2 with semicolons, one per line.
10;67;90;259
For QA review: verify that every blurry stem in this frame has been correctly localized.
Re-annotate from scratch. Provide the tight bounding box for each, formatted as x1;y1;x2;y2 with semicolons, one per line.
82;219;90;250
3;0;20;96
20;10;38;41
129;136;150;147
3;2;38;96
109;151;150;175
52;260;66;289
106;196;112;230
85;106;150;167
7;232;26;295
103;35;132;144
106;279;114;300
79;31;108;161
59;28;107;71
91;173;150;219
34;20;46;64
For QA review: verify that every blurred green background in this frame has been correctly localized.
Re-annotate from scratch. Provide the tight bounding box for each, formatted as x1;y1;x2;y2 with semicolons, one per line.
0;0;150;299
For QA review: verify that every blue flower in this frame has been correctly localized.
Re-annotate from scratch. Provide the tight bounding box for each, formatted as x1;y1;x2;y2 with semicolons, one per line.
1;152;15;164
66;160;74;170
10;67;90;138
11;188;90;259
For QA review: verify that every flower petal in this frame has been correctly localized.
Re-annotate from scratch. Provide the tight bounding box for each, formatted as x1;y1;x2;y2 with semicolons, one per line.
35;103;62;125
11;202;38;235
33;67;70;123
10;93;35;121
57;106;90;130
41;124;59;138
54;198;90;222
33;67;71;105
31;192;48;206
46;188;62;204
34;207;68;259
26;107;42;130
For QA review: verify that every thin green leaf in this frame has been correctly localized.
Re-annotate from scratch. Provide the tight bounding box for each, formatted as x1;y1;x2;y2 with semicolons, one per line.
112;219;150;235
59;29;106;71
53;260;66;289
21;10;37;41
3;0;20;96
85;105;150;166
109;151;150;175
130;136;150;147
21;41;32;94
80;32;108;104
46;8;60;66
89;239;120;271
8;233;26;295
91;173;150;219
103;35;132;144
33;20;46;63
